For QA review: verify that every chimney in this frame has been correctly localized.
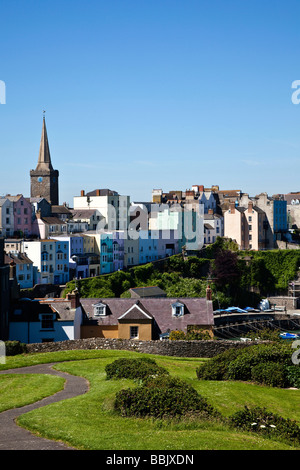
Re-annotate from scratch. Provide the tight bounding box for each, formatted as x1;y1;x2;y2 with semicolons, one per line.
229;202;235;214
67;289;80;309
199;185;204;192
248;201;253;213
36;209;42;219
96;189;101;196
206;285;212;301
81;190;85;197
9;260;16;280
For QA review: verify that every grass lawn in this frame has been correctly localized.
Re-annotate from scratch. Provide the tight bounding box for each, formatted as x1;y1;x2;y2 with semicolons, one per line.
0;374;65;412
2;349;297;451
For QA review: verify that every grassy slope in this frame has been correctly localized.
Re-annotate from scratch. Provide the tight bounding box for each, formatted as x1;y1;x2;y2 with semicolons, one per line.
8;350;299;451
0;374;65;412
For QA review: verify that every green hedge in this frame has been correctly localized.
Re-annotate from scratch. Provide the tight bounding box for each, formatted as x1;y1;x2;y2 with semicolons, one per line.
114;375;218;419
196;343;299;388
105;357;169;380
228;406;300;446
5;341;27;356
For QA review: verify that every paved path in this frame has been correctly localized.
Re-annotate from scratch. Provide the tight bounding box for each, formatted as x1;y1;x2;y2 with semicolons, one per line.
0;363;89;450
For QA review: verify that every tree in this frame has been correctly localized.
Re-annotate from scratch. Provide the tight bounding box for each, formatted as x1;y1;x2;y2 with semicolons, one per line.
211;249;240;289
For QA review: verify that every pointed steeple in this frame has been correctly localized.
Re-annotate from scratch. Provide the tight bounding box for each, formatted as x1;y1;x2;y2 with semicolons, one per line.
35;115;53;171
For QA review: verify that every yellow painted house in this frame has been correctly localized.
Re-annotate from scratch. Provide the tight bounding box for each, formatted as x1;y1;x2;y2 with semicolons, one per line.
80;296;214;340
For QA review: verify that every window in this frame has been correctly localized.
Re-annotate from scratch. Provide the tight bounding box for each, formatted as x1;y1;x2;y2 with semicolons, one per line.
172;302;184;317
40;314;54;330
94;303;107;316
130;326;139;339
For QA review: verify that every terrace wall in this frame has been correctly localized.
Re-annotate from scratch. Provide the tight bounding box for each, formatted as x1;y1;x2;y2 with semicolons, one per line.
25;337;263;358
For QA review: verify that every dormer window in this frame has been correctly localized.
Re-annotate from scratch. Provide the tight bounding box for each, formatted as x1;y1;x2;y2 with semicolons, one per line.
93;302;107;316
171;301;184;317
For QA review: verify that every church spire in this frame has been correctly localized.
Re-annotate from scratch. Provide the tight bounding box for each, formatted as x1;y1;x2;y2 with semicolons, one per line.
35;114;53;171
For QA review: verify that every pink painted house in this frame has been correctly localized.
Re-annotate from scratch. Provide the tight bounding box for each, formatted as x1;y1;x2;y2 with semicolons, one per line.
6;195;32;237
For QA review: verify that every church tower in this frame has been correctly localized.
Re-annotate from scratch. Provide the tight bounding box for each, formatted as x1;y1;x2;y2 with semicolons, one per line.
30;116;59;206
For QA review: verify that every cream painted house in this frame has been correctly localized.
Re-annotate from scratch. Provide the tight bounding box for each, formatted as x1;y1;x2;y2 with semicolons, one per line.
224;201;267;250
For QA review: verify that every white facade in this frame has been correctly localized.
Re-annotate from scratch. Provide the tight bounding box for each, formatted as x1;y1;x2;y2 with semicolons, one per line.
73;192;130;231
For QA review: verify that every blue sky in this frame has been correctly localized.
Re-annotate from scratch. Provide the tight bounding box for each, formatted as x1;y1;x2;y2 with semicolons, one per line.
1;0;300;206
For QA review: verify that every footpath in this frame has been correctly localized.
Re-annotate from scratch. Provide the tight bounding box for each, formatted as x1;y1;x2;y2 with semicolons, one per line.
0;363;89;450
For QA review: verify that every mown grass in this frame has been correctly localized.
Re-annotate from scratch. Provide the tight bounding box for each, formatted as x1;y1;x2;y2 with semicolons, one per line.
0;374;65;412
3;349;297;450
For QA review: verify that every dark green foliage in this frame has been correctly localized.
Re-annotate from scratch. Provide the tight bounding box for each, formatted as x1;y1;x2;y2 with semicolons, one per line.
63;240;300;309
251;362;288;388
105;357;169;380
114;375;218;419
228;406;300;445
196;343;299;388
4;341;27;356
284;365;300;389
196;347;241;381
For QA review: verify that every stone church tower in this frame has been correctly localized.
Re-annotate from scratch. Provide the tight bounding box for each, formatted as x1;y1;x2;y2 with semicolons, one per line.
30;116;59;205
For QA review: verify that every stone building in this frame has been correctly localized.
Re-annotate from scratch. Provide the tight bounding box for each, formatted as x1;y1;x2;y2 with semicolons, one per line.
30;116;59;206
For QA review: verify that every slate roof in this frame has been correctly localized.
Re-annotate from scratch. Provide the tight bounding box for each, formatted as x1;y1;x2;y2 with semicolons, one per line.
5;252;33;265
80;297;214;334
129;286;167;298
9;298;76;322
41;217;67;225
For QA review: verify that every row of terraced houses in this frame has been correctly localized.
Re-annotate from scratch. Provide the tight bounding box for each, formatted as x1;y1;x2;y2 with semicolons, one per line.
1;117;299;291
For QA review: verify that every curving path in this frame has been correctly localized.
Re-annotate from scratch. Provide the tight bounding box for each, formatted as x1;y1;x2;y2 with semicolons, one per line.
0;363;89;450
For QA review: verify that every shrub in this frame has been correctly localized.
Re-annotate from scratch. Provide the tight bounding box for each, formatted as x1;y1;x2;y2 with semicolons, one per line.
196;347;241;381
105;357;169;380
251;362;288;388
114;375;218;419
228;406;300;446
196;343;297;388
284;365;300;389
5;341;27;356
169;330;186;340
169;329;211;341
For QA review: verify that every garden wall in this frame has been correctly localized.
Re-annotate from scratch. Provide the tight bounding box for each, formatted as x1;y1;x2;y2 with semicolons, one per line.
25;337;262;358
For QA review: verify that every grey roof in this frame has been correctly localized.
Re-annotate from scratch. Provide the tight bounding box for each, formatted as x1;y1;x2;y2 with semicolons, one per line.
129;286;167;298
9;298;76;322
71;209;100;219
5;252;33;265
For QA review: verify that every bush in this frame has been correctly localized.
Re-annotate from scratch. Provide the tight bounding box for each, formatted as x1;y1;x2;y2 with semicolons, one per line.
114;375;218;419
251;362;288;388
284;365;300;389
196;347;241;381
228;406;300;446
169;329;211;341
196;343;297;388
105;357;169;380
5;341;27;356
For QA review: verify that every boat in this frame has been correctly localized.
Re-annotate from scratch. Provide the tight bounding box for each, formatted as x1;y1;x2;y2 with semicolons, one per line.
279;332;300;340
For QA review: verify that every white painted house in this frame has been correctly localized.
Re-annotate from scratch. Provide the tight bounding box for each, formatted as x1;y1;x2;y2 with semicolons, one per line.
9;291;82;343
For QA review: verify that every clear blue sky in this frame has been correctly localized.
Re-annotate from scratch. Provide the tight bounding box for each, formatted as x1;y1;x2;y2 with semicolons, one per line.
1;0;300;206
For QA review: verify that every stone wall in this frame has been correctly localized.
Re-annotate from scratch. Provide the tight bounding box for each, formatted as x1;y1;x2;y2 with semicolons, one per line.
26;337;262;358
